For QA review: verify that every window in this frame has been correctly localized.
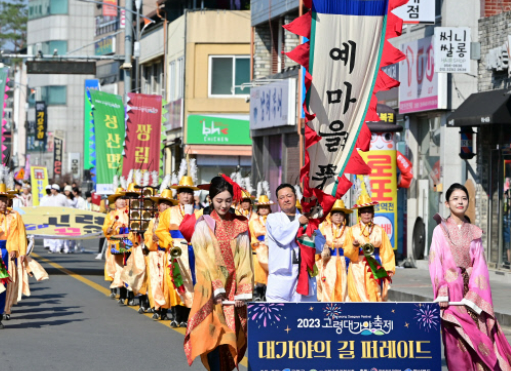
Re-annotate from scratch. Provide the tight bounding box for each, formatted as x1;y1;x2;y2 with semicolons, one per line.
29;0;68;20
29;41;67;56
209;55;250;97
36;86;67;105
168;60;175;101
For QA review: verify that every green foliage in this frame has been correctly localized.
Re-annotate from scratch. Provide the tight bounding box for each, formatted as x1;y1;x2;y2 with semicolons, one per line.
0;0;28;52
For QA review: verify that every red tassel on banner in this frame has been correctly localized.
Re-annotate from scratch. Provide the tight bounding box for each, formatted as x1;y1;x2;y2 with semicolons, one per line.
335;175;353;199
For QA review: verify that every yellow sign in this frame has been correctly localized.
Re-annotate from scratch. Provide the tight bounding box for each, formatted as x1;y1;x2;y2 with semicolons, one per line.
30;166;49;206
16;207;106;239
359;150;398;249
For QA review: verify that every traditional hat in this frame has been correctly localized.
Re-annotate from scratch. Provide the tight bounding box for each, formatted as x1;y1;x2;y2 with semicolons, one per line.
255;181;273;205
149;189;178;205
352;176;378;209
255;195;274;206
170;159;200;191
240;189;255;200
108;187;126;204
330;199;353;214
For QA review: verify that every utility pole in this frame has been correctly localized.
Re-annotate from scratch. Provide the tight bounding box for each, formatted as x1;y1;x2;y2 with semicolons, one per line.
124;0;134;99
135;0;141;93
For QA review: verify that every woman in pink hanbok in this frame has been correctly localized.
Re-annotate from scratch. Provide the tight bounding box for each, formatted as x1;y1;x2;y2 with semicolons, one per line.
429;183;511;371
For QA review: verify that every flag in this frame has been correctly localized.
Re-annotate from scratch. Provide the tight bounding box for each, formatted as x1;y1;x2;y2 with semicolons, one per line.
122;93;162;178
90;90;125;194
84;79;100;171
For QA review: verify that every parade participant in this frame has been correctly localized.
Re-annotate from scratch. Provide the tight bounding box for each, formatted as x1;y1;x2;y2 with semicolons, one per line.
266;183;322;302
20;184;32;207
102;185;129;302
40;185;51;206
316;198;352;302
156;168;200;327
46;184;69;254
429;183;511;370
73;187;87;210
343;177;395;302
0;180;28;327
248;182;274;301
146;181;179;317
184;175;253;371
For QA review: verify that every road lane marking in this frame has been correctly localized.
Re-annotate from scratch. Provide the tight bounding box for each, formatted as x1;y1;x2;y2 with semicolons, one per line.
33;252;248;367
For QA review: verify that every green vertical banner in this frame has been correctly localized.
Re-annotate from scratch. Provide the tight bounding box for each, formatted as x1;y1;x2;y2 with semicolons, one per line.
84;79;99;171
90;90;125;193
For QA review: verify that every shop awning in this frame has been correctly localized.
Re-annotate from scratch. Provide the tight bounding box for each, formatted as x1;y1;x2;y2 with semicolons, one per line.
184;145;252;157
447;89;511;127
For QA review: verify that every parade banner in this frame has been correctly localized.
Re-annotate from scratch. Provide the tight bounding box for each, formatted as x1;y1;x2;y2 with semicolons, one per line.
53;136;63;177
84;79;99;170
35;101;48;152
0;67;8;161
15;207;105;239
248;302;442;371
30;166;49;206
284;0;405;200
360;151;398;249
122;93;162;178
90;90;125;194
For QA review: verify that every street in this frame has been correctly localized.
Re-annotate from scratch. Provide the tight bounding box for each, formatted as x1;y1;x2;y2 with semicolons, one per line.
1;241;245;371
3;241;510;371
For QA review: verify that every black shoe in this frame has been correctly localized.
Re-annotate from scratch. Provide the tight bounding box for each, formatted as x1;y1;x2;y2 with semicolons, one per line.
110;289;116;299
179;321;187;328
4;314;10;321
127;291;135;306
170;320;178;328
118;287;127;304
138;307;145;314
152;312;159;319
118;298;125;305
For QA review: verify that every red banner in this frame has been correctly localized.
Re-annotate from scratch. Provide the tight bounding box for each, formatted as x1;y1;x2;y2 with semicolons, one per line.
122;93;162;177
103;0;117;17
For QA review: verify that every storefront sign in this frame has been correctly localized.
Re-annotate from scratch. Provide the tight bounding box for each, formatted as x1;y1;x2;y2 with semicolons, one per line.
250;79;296;130
30;166;49;206
90;90;125;193
102;0;117;17
377;63;399;109
392;0;435;24
435;27;471;73
186;115;252;145
485;36;511;77
95;36;115;56
248;302;442;370
122;93;162;177
360;151;398;249
53;136;63;177
163;99;182;130
399;36;447;114
68;153;81;177
35;101;48;151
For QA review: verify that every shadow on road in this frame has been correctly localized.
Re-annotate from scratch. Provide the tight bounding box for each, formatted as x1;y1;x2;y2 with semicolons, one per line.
5;318;87;329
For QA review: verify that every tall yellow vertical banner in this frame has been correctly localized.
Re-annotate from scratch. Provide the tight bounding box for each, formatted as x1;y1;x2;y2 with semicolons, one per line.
30;166;49;206
359;150;398;249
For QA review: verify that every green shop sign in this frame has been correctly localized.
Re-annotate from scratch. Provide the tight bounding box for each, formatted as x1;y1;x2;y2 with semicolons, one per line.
186;114;252;145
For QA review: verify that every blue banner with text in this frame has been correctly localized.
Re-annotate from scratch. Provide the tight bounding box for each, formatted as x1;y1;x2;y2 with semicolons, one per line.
248;302;442;371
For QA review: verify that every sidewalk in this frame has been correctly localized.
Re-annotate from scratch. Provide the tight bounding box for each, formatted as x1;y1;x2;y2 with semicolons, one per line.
389;267;511;326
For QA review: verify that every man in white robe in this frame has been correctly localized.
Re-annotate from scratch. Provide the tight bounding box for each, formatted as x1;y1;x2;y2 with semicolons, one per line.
266;183;322;302
46;184;69;253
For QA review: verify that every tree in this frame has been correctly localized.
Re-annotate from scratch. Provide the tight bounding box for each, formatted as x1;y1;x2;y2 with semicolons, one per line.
0;0;28;52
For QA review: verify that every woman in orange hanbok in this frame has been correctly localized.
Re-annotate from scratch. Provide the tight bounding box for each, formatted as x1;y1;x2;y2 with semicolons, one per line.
185;175;253;371
249;191;274;301
317;199;352;302
343;177;395;302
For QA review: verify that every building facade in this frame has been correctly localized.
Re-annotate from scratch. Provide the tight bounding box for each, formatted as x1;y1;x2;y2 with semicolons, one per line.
27;0;95;182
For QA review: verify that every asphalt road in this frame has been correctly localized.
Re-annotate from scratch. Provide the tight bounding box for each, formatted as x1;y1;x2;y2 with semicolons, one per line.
2;239;511;371
1;240;240;371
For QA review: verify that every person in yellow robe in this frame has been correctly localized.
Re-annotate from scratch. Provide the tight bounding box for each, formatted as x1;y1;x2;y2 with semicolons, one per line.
156;175;202;327
184;175;253;371
248;193;274;301
343;180;395;302
139;187;178;319
235;189;254;220
102;187;129;303
0;184;27;328
317;199;352;302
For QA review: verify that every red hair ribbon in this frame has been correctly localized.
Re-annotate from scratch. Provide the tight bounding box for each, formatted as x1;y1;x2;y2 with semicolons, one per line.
221;174;243;203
